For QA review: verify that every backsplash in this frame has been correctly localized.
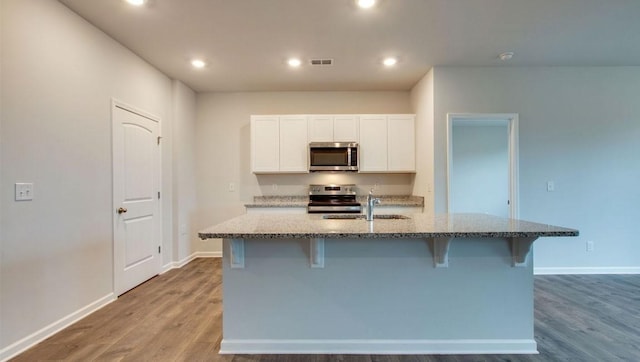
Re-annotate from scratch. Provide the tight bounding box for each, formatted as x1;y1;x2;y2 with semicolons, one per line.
253;173;415;196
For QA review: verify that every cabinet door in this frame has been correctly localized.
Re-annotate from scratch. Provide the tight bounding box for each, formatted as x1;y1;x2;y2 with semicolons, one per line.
359;115;388;172
308;116;333;142
388;115;415;172
279;116;308;172
251;116;280;173
333;115;359;142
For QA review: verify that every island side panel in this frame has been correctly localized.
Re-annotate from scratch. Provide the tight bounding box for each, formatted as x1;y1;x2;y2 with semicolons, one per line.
222;237;535;353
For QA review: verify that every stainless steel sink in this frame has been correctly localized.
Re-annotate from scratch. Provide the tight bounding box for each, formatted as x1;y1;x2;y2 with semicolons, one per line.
322;214;364;220
322;214;410;220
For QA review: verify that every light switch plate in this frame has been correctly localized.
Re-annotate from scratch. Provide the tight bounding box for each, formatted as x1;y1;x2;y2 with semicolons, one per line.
15;183;34;201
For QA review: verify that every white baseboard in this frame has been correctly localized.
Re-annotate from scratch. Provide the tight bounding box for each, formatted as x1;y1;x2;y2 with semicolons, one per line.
160;255;197;274
219;339;538;355
534;266;640;275
196;251;222;258
160;251;222;274
0;293;115;362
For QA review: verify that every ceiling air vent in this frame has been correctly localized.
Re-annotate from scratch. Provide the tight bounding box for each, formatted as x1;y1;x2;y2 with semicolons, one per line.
310;59;333;66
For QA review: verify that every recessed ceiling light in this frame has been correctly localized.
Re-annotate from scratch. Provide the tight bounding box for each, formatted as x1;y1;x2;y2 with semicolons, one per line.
383;57;397;67
356;0;376;9
499;52;514;61
191;59;206;69
126;0;146;6
288;58;302;67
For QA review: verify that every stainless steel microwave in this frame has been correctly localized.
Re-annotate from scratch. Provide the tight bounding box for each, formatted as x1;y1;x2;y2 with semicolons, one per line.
309;142;358;172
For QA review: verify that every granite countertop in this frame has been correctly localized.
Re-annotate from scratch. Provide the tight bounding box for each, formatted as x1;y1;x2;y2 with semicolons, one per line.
198;213;578;240
245;196;308;208
244;195;424;208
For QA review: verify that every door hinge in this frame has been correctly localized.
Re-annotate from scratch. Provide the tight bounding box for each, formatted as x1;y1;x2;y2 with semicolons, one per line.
158;246;161;253
157;136;162;145
158;191;161;199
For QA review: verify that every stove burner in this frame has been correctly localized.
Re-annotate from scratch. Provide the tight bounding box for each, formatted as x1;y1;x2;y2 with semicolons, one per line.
307;184;362;214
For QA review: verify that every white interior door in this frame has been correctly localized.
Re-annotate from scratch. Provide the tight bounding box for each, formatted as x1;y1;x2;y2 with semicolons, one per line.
447;114;519;218
113;103;161;296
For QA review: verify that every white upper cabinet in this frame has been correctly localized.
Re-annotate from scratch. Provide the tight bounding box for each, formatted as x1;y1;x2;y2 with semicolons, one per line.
308;115;359;142
279;116;308;172
359;115;388;172
251;116;280;173
308;116;333;142
251;115;308;173
387;115;416;172
359;115;415;173
332;116;359;142
252;114;414;174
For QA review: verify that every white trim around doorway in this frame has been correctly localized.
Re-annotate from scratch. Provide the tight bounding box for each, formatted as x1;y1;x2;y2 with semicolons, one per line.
446;113;520;219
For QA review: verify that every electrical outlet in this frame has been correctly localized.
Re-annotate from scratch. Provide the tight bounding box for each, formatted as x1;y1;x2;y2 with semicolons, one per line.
15;183;34;201
547;181;555;192
272;184;278;191
586;241;594;252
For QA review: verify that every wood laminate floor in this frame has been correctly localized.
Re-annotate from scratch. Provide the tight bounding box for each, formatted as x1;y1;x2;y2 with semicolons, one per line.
10;258;640;361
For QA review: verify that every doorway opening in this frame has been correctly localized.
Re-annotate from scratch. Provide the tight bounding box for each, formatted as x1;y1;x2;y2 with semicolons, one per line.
446;113;519;218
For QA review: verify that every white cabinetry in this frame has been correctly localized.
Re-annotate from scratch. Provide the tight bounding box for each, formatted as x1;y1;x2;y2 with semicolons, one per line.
252;114;414;174
251;116;280;173
359;115;388;172
279;116;308;172
333;116;359;141
251;115;308;173
308;116;333;142
387;115;416;172
359;115;415;173
308;115;358;142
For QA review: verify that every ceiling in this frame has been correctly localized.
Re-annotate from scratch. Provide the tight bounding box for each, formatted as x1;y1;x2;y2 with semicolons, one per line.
59;0;640;93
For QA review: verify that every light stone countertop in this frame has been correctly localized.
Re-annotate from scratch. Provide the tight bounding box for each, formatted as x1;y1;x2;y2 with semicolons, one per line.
244;196;308;208
244;195;424;208
198;213;578;240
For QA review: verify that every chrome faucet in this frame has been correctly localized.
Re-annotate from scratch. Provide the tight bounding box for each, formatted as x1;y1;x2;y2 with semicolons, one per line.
366;189;381;221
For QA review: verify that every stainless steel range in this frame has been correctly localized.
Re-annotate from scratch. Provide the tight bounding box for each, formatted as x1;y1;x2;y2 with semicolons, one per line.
307;184;362;214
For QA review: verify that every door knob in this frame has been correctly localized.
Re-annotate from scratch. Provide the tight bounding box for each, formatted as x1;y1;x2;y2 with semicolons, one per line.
117;207;128;214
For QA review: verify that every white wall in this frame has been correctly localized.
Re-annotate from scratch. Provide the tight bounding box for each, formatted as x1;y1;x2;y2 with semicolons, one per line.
171;80;198;263
432;67;640;271
0;0;176;355
409;68;435;216
195;91;414;253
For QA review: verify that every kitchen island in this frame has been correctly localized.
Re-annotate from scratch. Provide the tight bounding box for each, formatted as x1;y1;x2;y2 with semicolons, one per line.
198;213;578;355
